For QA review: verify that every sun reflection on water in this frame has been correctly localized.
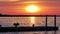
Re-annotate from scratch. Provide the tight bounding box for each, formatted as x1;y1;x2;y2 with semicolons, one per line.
30;17;35;25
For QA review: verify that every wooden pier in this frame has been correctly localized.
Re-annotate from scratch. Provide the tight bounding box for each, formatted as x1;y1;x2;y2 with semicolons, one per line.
0;15;58;32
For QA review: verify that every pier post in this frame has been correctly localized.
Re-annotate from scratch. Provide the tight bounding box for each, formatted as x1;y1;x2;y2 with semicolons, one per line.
45;15;48;34
46;15;48;27
54;15;57;34
54;15;56;27
32;24;34;27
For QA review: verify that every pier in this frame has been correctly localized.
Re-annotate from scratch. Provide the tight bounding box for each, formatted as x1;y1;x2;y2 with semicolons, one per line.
0;15;58;32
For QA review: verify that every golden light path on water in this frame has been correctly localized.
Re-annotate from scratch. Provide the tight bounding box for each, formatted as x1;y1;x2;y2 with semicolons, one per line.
30;17;35;25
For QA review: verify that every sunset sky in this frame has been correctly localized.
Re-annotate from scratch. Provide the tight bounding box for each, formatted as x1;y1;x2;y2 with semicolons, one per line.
0;0;60;15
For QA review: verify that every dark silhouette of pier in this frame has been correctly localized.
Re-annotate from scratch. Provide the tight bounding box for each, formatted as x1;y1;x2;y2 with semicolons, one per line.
0;26;58;32
0;15;58;33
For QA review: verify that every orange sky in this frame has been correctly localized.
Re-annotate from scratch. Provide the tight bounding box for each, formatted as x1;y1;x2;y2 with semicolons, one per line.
0;0;60;15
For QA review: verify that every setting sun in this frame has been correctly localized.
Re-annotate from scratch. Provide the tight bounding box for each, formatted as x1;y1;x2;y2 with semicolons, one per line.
25;5;41;13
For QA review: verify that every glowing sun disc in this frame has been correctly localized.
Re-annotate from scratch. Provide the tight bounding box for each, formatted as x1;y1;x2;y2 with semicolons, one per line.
25;5;41;13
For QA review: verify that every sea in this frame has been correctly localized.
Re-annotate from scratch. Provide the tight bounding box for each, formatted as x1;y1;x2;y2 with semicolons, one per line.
0;16;60;34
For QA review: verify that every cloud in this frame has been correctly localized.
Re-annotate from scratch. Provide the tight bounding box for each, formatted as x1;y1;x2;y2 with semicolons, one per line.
0;0;60;1
0;0;19;2
0;1;60;7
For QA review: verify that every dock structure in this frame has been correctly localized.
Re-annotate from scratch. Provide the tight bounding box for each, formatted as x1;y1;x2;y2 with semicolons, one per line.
0;15;58;34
